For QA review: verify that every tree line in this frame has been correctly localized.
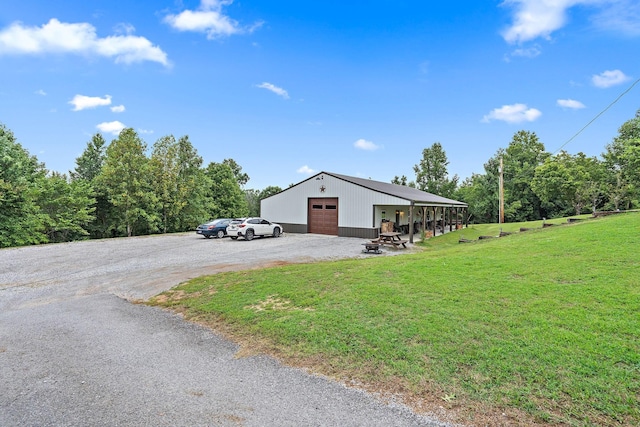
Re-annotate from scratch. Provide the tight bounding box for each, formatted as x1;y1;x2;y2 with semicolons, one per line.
2;110;638;247
395;109;640;223
0;125;281;248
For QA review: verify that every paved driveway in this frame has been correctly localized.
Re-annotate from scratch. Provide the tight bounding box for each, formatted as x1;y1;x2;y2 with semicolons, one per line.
0;233;448;426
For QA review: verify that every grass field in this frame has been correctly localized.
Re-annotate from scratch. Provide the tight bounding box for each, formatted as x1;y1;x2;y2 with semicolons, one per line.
149;212;640;426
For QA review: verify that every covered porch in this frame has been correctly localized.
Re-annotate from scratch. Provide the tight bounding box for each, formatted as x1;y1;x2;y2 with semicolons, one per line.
375;203;469;244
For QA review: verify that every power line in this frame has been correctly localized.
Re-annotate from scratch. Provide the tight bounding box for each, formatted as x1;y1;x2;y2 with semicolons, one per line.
553;77;640;154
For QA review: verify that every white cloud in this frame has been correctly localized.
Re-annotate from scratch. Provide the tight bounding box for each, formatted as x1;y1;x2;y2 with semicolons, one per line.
590;0;640;36
504;45;541;61
0;18;169;66
297;165;315;175
354;139;381;151
502;1;640;44
501;0;579;44
164;0;262;39
482;103;542;123
256;82;289;99
96;121;126;135
557;98;586;109
35;89;46;96
69;94;112;111
138;128;153;134
592;69;631;88
110;105;126;113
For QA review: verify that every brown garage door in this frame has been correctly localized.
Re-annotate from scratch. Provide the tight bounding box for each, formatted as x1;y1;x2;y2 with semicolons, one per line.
308;198;338;235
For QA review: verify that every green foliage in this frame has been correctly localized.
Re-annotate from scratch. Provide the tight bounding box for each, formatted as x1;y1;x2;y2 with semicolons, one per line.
99;128;158;237
532;151;606;215
503;130;548;221
456;170;498;224
413;142;458;197
174;136;214;231
150;135;181;233
36;172;95;242
205;162;248;218
0;123;47;247
71;133;106;182
603;109;640;209
151;213;640;426
244;188;261;217
72;133;113;239
222;158;250;187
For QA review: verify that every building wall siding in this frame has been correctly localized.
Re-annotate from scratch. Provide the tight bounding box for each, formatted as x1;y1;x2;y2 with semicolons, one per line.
261;173;410;230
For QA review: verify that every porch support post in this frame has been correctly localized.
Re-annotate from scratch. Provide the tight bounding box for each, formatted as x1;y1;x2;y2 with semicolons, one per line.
409;202;414;244
432;207;437;236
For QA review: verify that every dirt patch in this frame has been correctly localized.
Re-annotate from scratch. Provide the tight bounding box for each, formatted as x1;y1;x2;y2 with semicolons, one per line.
244;295;314;313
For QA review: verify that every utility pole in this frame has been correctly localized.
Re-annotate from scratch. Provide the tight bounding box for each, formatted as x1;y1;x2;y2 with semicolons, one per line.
499;157;505;224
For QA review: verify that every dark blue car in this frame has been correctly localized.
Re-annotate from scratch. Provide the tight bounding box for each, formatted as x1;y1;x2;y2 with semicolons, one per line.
196;218;232;239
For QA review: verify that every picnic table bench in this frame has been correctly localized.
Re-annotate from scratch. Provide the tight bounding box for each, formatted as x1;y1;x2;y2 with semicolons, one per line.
361;242;382;254
371;232;408;249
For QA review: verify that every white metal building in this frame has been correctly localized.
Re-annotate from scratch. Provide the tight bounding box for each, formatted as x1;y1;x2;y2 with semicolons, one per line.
261;171;468;241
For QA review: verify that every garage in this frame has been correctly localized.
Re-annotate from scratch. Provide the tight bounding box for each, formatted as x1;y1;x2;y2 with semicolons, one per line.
261;171;468;240
308;198;338;235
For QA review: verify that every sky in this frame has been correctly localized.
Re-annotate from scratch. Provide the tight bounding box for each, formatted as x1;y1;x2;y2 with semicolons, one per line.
1;0;639;190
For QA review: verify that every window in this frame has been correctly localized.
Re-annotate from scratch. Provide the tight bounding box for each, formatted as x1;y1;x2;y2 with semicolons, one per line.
312;204;323;209
326;205;337;210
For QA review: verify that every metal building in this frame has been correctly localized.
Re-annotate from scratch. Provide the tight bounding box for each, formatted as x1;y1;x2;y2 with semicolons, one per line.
261;171;468;241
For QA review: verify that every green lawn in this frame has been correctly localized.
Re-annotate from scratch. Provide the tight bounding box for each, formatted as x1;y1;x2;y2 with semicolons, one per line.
149;213;640;426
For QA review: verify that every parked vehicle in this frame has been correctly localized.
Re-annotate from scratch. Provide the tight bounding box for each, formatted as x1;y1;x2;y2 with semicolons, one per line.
195;218;232;239
226;217;283;241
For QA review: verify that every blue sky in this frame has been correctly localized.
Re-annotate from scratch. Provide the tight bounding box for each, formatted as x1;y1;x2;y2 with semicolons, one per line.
1;0;639;190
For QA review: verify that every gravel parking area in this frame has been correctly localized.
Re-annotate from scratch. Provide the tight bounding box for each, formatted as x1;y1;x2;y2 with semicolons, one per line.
0;233;450;426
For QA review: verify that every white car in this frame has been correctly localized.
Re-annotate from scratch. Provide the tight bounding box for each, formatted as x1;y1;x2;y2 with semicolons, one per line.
226;217;283;241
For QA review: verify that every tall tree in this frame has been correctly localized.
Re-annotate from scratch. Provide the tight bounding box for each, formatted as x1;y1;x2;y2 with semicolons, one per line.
413;142;458;197
244;189;261;217
0;124;47;247
502;130;549;221
603;109;640;209
72;133;112;238
531;152;583;216
205;162;248;218
222;158;249;187
36;172;95;242
150;135;181;233
99;128;158;237
71;133;107;181
175;136;213;231
455;154;501;224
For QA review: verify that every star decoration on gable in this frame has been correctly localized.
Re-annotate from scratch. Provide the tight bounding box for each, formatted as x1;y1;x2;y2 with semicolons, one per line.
320;185;326;193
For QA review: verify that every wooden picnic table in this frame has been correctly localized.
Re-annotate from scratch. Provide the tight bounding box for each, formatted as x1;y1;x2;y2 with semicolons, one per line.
372;232;408;249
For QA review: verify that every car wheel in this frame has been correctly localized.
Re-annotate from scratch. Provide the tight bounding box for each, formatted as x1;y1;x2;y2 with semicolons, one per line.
245;229;254;241
216;230;225;239
230;236;238;240
273;228;280;238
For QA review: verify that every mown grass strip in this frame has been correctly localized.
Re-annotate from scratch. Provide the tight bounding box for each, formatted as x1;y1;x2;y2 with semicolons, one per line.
149;213;640;426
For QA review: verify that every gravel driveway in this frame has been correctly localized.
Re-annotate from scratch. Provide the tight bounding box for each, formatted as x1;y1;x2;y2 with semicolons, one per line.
0;232;450;426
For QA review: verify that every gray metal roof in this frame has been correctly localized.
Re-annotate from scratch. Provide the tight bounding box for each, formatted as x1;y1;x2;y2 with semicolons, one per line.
326;172;468;207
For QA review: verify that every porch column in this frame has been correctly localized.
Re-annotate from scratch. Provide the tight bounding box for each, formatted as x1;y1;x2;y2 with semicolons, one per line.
432;207;437;236
449;207;453;232
409;203;414;244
